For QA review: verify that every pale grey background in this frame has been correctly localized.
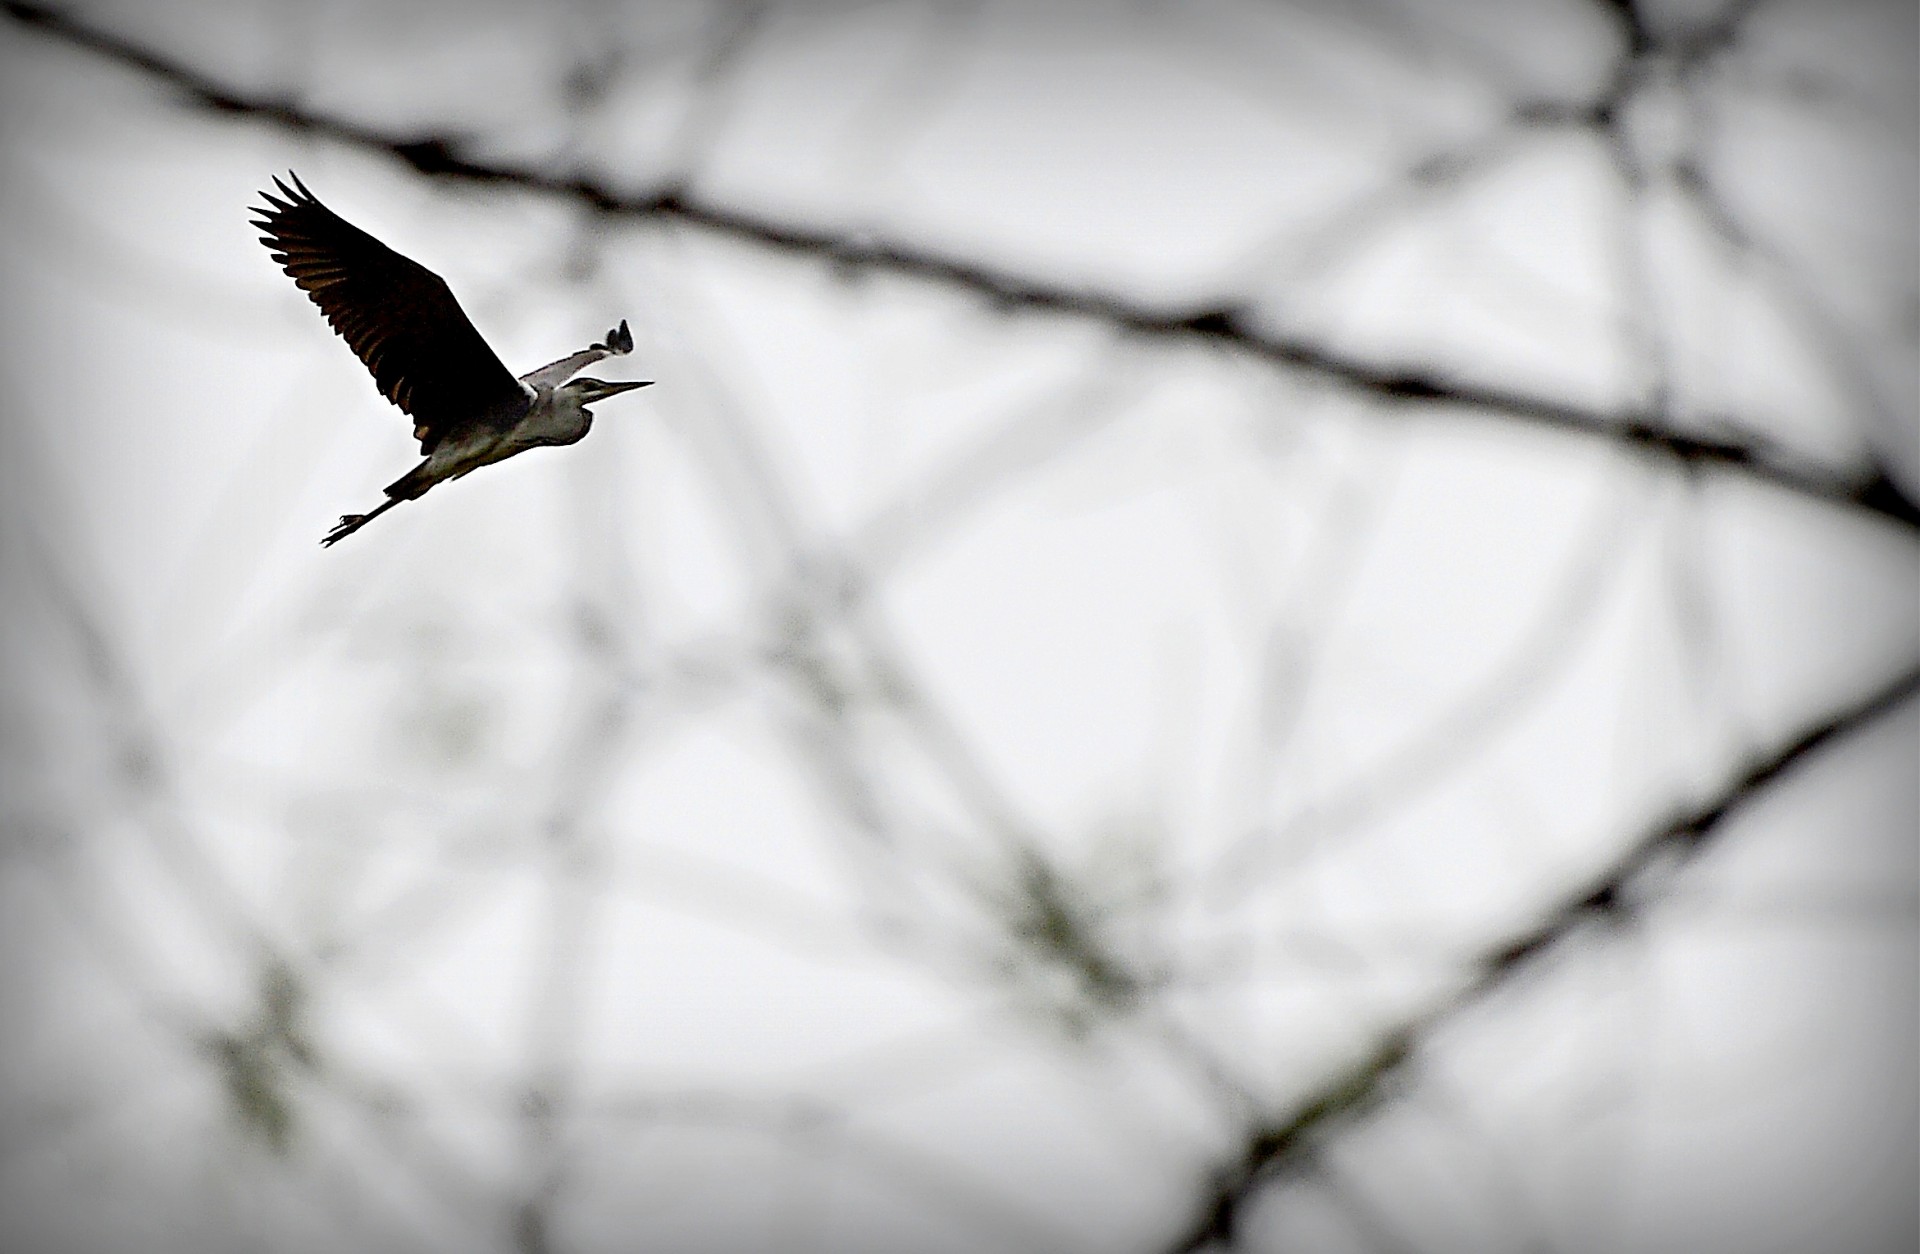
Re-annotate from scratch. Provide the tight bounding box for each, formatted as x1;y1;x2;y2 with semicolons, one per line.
1;1;1915;1252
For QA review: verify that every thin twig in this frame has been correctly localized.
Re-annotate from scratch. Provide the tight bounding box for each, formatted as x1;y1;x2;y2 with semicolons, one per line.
4;0;1913;534
1162;659;1920;1252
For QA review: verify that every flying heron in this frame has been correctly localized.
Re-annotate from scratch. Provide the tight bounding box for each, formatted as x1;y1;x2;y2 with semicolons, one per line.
251;173;653;546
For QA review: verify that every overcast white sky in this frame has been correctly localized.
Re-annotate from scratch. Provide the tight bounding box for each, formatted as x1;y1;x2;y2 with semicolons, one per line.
1;2;1915;1252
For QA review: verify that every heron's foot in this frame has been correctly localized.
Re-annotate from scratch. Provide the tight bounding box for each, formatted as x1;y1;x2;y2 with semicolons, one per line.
321;514;367;547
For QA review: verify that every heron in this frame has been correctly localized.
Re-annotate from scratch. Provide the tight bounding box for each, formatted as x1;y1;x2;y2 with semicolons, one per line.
251;173;653;546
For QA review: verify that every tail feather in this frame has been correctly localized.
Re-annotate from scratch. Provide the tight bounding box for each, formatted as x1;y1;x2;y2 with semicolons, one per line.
383;461;443;500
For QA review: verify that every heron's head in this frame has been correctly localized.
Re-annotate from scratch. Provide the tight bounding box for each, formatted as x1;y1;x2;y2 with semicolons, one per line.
561;377;654;412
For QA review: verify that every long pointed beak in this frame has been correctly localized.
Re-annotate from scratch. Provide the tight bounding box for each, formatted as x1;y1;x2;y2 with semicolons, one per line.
591;379;653;401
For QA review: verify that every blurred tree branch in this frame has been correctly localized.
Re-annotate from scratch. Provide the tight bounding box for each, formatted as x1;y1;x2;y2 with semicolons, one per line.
1163;659;1920;1252
5;3;1913;1248
6;0;1915;536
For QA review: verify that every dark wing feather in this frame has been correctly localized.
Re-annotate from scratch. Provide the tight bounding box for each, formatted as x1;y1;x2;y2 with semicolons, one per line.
251;173;527;453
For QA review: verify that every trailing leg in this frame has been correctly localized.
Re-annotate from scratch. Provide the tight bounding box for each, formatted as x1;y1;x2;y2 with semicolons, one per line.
321;494;406;546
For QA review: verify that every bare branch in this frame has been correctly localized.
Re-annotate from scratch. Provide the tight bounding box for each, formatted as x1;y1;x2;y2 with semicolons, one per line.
5;0;1913;534
1162;658;1920;1252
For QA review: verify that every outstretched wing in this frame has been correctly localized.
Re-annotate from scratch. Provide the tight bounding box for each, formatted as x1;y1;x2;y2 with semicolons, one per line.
518;320;635;390
251;172;528;453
